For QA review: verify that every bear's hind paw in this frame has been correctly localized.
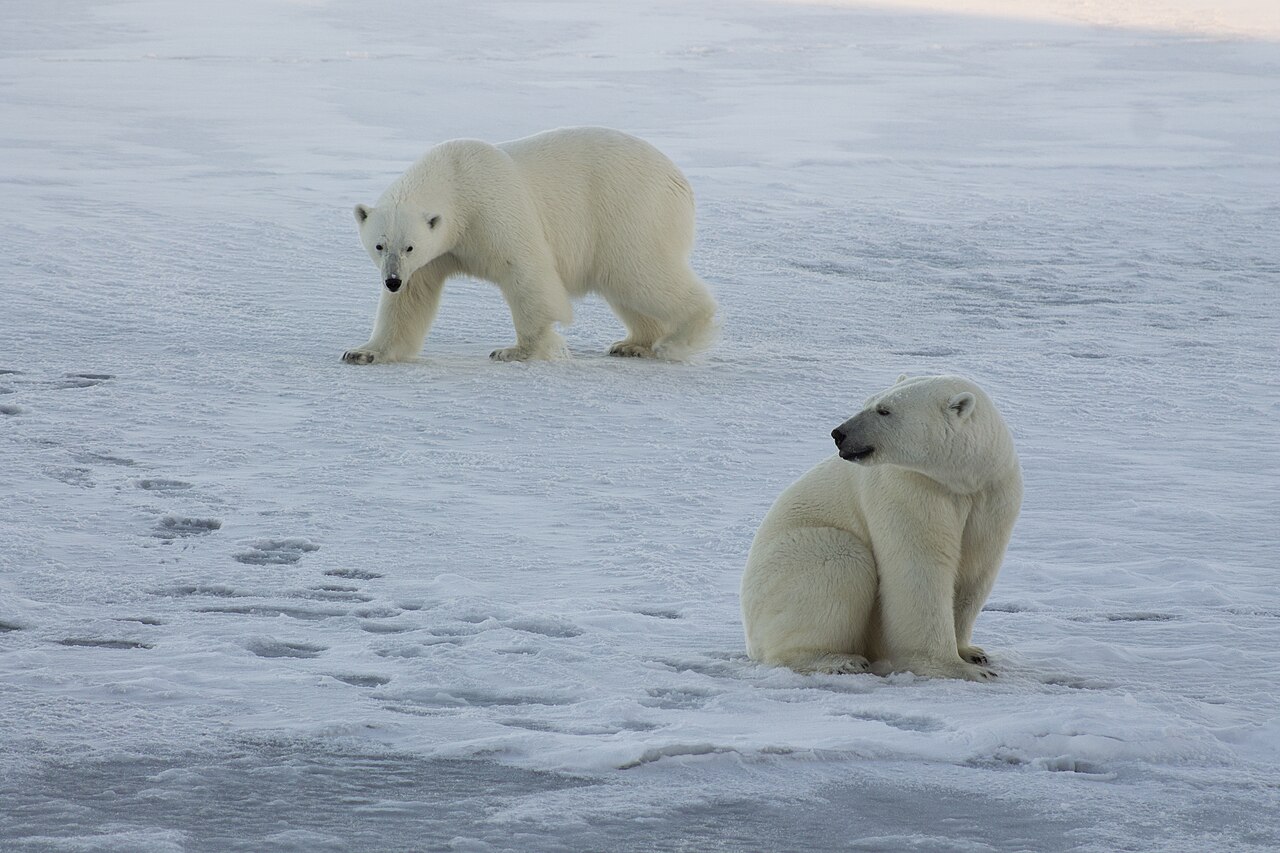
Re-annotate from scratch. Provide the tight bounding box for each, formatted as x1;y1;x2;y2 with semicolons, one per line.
490;346;530;362
959;645;989;665
608;342;657;359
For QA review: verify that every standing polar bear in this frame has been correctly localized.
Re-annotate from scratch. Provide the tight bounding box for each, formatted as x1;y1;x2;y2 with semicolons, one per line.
344;127;717;364
741;375;1022;681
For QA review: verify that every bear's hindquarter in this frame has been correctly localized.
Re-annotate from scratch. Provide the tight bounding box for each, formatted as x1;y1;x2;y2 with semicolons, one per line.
752;456;871;549
742;457;878;660
502;129;696;296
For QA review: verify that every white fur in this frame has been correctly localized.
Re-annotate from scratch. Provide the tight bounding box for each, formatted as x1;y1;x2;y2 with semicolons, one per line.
740;375;1023;681
344;127;717;363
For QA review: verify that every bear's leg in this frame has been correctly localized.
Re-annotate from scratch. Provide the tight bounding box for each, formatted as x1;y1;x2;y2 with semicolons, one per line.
874;532;998;682
342;266;448;364
606;304;664;358
953;545;1005;667
609;263;716;360
742;528;876;675
490;267;573;362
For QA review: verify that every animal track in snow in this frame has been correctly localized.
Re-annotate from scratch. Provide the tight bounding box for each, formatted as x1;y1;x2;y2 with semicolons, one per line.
635;608;682;620
1067;611;1177;623
324;568;383;580
245;637;327;659
830;710;948;733
57;638;153;650
502;616;583;638
56;373;113;389
360;621;412;634
156;583;247;598
641;687;719;710
76;451;135;467
233;538;319;565
197;604;347;621
300;585;374;603
331;674;391;688
152;515;222;540
380;688;573;711
135;478;193;492
45;466;94;487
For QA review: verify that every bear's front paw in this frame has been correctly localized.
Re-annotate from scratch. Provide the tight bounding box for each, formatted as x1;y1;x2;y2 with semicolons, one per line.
342;349;379;365
809;653;871;675
608;342;657;358
959;645;989;665
957;662;998;681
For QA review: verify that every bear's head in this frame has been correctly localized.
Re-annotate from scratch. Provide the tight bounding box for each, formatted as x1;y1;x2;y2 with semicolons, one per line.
354;203;448;293
830;374;1016;493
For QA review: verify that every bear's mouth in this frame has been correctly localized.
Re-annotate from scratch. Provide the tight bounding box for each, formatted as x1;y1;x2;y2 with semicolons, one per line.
840;446;875;462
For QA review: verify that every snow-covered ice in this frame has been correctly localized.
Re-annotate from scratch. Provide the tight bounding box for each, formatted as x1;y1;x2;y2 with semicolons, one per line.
2;1;1278;850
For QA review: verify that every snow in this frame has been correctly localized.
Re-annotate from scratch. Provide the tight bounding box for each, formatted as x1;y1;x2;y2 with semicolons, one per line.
2;0;1278;850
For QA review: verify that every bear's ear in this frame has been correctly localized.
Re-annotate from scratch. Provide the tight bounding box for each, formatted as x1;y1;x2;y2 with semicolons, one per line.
896;373;909;384
354;204;372;225
948;392;976;420
426;214;440;230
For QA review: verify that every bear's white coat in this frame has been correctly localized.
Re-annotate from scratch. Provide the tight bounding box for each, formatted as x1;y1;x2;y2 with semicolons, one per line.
345;127;717;363
740;375;1022;681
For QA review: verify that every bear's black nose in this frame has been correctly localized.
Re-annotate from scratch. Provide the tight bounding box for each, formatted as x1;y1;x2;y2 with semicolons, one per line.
831;427;846;447
384;277;402;292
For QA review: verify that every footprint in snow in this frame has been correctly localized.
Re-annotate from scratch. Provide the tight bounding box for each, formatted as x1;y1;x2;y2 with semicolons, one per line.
233;538;319;565
331;674;391;688
324;568;383;580
76;450;135;467
197;604;346;621
245;637;326;659
641;687;719;710
58;638;153;650
135;478;193;492
152;515;222;540
56;373;113;389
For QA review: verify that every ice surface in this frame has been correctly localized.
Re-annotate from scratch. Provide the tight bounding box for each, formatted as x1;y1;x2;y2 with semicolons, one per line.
1;0;1278;850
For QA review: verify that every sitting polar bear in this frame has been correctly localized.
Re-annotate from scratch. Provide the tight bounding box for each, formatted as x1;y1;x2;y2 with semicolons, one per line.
740;375;1022;681
344;127;717;364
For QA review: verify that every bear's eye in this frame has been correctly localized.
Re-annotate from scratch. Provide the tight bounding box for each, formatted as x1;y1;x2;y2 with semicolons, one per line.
405;246;413;253
375;244;383;252
876;407;891;417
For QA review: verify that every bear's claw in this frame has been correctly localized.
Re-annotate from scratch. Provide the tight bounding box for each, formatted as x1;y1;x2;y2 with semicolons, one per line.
342;350;377;364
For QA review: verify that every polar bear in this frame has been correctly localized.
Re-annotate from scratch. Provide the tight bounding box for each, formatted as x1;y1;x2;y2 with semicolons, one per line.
740;375;1022;681
343;127;717;364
